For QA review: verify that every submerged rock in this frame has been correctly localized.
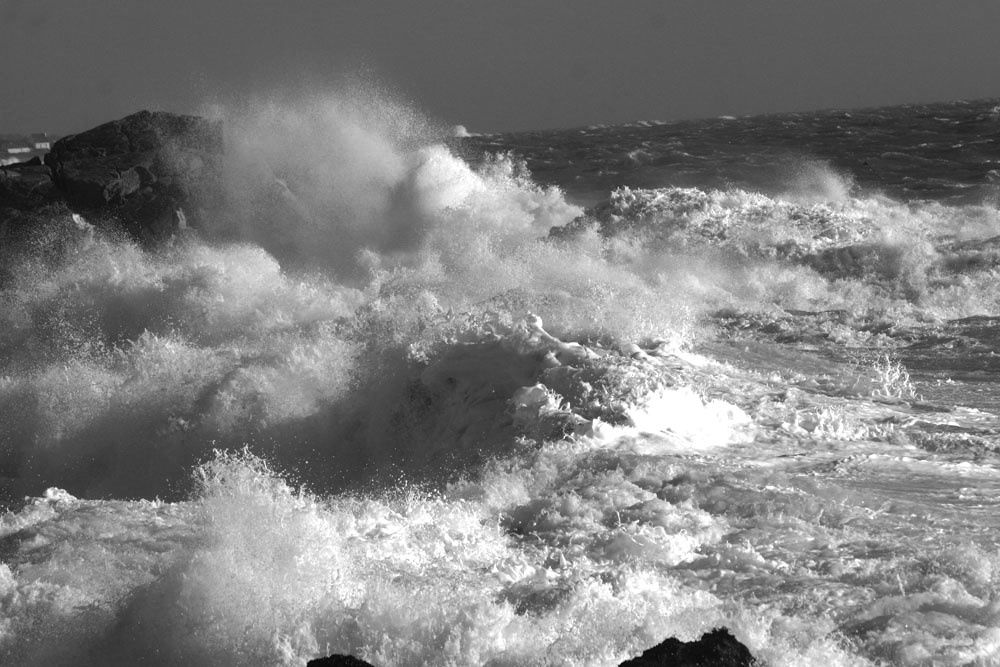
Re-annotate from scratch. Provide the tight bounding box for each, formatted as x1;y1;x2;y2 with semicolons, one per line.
307;655;376;667
44;109;224;243
618;628;757;666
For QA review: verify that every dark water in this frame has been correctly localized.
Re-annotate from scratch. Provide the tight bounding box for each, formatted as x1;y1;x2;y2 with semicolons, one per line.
464;98;1000;205
2;97;1000;666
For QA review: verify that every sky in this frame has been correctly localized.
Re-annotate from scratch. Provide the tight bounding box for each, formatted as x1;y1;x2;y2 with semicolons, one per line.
2;0;999;134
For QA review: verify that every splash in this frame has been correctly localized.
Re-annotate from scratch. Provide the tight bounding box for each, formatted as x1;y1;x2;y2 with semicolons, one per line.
779;159;855;204
0;90;710;501
1;439;875;666
5;94;1000;666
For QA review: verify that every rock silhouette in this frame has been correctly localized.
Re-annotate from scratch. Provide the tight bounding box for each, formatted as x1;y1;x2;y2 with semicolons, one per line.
307;655;376;667
302;628;757;667
618;628;757;666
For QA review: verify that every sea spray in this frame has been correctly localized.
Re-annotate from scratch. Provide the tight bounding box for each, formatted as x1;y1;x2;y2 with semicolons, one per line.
3;97;1000;665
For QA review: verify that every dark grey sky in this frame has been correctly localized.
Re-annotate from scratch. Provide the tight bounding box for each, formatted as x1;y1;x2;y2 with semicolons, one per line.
2;1;999;134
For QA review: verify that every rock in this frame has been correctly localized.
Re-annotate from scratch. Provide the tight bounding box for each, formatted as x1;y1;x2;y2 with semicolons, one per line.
618;628;757;666
0;160;59;211
298;630;758;667
307;655;376;667
44;110;224;243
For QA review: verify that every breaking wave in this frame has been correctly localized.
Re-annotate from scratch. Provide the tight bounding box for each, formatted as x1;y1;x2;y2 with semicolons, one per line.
3;92;1000;665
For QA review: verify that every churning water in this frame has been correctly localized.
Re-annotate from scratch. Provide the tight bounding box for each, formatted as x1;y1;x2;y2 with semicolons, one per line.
2;95;1000;665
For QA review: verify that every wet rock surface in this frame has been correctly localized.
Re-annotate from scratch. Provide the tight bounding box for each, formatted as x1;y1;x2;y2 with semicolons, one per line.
42;110;224;243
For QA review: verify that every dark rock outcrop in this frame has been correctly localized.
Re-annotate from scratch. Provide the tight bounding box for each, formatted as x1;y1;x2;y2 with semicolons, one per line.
618;628;757;667
44;110;224;243
0;159;59;211
303;629;756;667
307;655;376;667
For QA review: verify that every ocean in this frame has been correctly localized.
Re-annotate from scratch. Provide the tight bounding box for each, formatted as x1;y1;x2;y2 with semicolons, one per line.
2;96;1000;665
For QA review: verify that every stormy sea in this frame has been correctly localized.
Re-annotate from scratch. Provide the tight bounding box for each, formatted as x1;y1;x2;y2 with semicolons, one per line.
2;95;1000;666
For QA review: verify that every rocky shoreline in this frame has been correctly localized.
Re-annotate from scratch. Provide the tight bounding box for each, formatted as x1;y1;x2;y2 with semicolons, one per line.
1;110;223;246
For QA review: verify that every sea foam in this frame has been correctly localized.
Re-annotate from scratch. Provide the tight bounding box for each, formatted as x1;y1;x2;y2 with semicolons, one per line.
4;93;1000;665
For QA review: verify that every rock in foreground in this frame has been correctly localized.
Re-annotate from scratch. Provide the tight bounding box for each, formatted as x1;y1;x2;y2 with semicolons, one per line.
618;628;757;666
303;628;756;667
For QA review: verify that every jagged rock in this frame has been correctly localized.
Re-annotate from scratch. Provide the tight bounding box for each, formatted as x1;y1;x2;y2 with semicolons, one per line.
44;110;224;243
619;628;757;666
307;655;376;667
